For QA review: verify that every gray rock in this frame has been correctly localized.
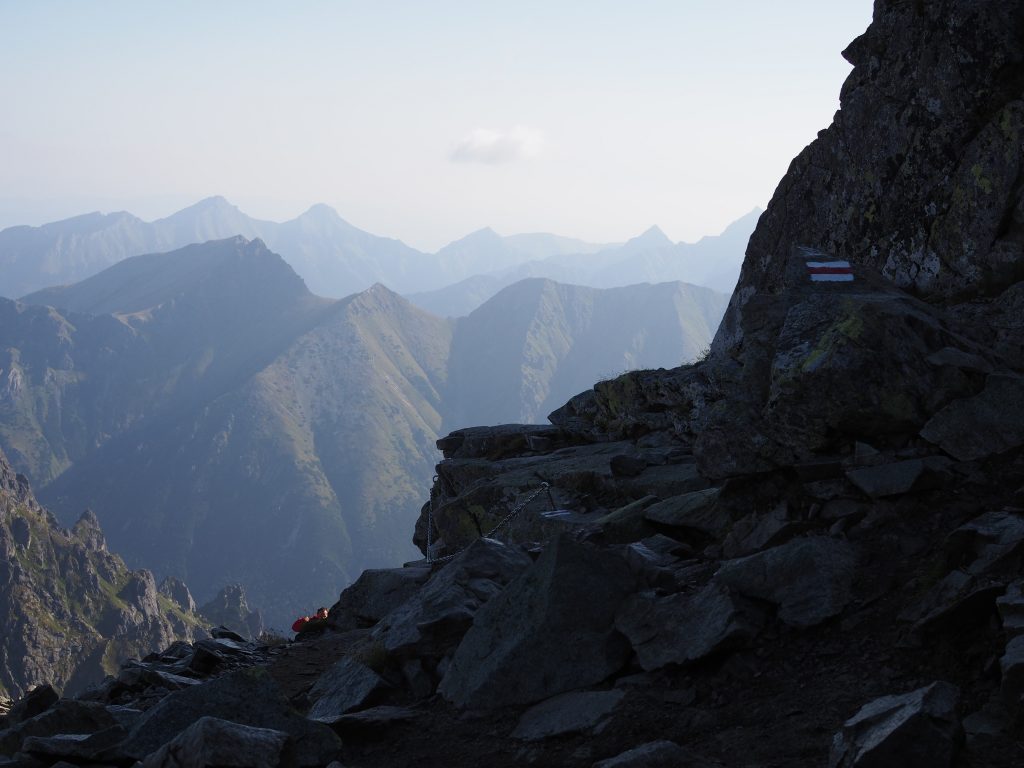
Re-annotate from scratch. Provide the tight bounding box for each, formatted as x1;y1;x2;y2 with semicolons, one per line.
594;496;660;544
439;535;634;710
721;502;799;558
139;717;288;768
512;689;625;741
6;686;58;726
210;626;246;642
326;705;418;736
829;682;961;768
921;374;1024;460
307;657;390;721
999;635;1024;707
642;488;725;535
996;579;1024;638
328;564;432;630
899;570;1004;637
592;740;700;767
0;699;118;756
946;509;1024;575
615;584;763;670
21;725;126;760
374;537;531;657
714;536;856;628
117;667;339;764
845;457;952;499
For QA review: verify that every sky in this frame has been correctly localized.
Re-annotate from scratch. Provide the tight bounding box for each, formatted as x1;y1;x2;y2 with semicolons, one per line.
0;1;874;251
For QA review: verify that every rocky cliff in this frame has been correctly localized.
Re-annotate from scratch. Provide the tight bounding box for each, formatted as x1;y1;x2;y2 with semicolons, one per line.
0;447;207;701
2;1;1023;766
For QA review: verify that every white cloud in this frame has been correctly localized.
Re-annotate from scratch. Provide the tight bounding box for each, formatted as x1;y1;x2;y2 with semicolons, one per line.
450;126;544;164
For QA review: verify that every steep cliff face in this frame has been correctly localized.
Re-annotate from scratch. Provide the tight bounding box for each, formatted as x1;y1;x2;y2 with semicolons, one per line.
0;448;206;700
545;0;1024;482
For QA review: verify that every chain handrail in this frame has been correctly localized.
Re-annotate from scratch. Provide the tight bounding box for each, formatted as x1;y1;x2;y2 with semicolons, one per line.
426;481;550;564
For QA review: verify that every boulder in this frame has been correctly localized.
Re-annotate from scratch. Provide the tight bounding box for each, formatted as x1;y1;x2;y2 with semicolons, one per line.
615;584;763;670
829;682;961;768
845;457;952;499
116;667;339;764
642;488;726;536
721;502;801;558
374;537;531;657
306;657;390;722
593;740;704;768
921;374;1024;460
898;570;1004;637
139;717;288;768
714;536;856;628
5;686;58;726
328;563;432;631
439;535;634;710
21;725;126;761
996;579;1024;638
945;510;1024;575
511;690;625;741
999;635;1024;707
594;496;660;543
325;705;419;738
0;699;118;756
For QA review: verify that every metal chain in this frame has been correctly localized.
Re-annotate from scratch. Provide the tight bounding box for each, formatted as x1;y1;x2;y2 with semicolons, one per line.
427;482;550;564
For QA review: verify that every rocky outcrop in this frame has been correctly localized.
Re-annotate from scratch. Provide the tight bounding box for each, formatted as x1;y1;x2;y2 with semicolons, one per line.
198;585;263;641
0;447;207;700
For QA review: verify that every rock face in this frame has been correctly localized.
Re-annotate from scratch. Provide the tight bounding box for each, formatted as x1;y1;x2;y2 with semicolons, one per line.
439;535;634;709
829;682;962;768
0;447;207;700
198;585;263;641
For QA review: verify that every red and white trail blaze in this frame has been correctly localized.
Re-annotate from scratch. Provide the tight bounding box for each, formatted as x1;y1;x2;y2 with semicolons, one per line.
806;261;854;282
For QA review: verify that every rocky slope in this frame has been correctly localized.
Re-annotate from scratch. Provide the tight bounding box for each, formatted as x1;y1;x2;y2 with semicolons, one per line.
0;447;206;701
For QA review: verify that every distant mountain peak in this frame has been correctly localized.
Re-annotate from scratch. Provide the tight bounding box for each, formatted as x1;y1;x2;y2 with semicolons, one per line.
300;203;341;220
625;225;673;249
177;196;239;215
455;227;502;245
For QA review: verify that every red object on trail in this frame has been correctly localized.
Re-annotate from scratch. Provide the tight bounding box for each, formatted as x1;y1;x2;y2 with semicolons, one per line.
291;616;311;633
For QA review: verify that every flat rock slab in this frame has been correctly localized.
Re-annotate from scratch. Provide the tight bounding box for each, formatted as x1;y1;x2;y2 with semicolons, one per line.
307;657;390;721
1000;635;1024;707
139;716;288;768
374;537;532;657
829;681;961;768
592;740;710;767
512;690;625;741
439;535;634;710
921;374;1024;460
322;705;419;734
845;457;951;498
117;667;339;764
616;584;763;670
996;579;1024;638
946;509;1024;575
714;536;856;628
643;488;724;534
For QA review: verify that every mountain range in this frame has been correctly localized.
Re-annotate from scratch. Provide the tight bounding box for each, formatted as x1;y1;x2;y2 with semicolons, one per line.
0;198;756;309
1;237;727;627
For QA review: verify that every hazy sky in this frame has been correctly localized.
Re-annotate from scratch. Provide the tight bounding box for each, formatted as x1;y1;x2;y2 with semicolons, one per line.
0;1;873;251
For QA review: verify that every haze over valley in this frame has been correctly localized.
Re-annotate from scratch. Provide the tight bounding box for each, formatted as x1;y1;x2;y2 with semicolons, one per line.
0;219;734;627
